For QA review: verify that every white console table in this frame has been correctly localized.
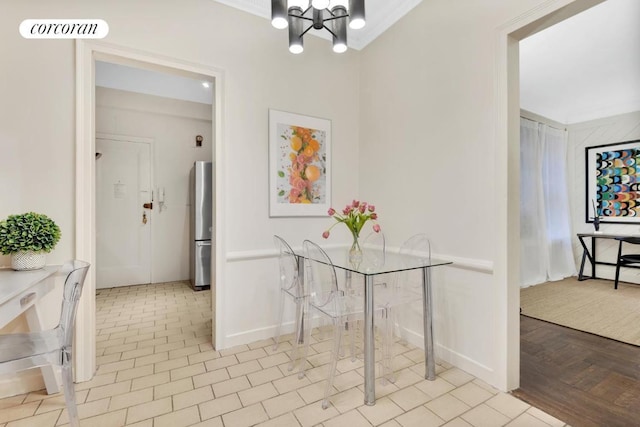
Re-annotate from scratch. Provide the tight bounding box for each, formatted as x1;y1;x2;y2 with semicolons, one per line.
0;265;61;394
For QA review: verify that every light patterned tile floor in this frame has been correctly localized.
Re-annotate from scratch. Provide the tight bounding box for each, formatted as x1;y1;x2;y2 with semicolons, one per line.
0;281;571;427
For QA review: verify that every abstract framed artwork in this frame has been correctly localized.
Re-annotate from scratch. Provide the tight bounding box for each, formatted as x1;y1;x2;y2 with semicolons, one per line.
585;139;640;224
269;109;331;217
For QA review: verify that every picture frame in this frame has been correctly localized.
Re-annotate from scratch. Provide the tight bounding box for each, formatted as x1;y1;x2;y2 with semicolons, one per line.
585;139;640;224
269;109;331;217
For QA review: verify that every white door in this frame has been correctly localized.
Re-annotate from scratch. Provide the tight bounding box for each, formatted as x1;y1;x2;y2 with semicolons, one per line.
96;137;152;288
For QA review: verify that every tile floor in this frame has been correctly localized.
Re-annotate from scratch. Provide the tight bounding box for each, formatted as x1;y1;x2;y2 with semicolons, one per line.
0;281;570;427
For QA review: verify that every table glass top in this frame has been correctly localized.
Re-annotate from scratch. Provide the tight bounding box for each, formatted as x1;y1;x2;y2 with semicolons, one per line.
293;247;452;275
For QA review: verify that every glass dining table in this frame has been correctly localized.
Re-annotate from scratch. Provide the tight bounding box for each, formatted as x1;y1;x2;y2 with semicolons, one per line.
293;245;452;406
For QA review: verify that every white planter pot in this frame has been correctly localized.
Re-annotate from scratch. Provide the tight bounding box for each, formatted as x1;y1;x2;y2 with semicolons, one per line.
11;251;46;271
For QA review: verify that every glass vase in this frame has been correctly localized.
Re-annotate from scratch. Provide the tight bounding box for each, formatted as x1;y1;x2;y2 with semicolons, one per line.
349;233;362;265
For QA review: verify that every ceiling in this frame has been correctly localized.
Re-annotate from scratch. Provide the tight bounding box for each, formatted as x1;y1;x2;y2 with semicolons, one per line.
95;61;214;105
520;0;640;124
213;0;422;50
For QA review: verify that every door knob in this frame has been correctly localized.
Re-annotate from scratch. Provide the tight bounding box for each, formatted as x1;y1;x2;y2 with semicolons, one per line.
143;202;153;209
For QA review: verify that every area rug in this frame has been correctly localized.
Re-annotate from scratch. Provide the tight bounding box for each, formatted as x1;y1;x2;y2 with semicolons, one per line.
520;277;640;346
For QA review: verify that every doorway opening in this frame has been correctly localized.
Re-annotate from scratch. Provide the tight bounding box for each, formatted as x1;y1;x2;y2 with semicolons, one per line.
497;0;606;391
75;41;224;382
94;61;214;291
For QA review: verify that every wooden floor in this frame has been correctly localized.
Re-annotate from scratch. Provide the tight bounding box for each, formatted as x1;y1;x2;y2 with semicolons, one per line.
513;316;640;427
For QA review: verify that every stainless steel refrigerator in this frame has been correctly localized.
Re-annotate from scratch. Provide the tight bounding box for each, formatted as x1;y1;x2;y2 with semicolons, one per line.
189;161;213;291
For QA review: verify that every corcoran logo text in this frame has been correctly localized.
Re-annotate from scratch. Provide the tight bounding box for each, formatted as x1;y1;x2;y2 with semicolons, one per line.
20;19;109;39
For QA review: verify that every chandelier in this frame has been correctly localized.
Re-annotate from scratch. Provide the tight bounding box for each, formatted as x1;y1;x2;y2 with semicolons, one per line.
271;0;366;54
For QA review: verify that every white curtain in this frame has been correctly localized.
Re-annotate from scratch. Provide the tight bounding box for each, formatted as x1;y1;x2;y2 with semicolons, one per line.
520;118;576;287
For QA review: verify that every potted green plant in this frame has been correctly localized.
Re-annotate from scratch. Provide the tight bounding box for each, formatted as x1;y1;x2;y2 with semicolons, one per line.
0;212;61;270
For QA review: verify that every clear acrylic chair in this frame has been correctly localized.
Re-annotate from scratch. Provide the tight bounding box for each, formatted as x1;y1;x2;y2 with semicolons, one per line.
0;260;90;427
345;231;387;296
299;240;386;409
377;234;431;382
272;235;305;373
361;230;386;270
344;231;387;361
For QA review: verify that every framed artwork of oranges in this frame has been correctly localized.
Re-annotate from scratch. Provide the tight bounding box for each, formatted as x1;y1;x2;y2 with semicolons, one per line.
269;109;331;217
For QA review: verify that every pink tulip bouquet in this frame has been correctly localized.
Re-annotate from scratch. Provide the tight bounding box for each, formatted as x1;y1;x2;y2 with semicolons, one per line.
322;200;381;263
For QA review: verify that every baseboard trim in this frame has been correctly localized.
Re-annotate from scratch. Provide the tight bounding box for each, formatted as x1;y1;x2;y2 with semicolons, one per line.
436;344;495;386
0;370;45;399
401;326;496;387
224;322;294;348
223;316;328;349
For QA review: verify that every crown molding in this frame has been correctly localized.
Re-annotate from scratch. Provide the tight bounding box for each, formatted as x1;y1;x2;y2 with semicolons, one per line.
212;0;423;51
349;0;422;50
214;0;270;19
564;99;640;125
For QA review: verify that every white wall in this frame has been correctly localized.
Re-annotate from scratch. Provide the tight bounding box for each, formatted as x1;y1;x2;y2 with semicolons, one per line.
0;0;360;394
568;111;640;281
0;3;77;396
96;87;213;284
357;0;561;388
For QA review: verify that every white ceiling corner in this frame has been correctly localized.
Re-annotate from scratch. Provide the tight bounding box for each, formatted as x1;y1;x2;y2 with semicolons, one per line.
212;0;423;50
348;0;422;50
520;0;640;124
214;0;270;19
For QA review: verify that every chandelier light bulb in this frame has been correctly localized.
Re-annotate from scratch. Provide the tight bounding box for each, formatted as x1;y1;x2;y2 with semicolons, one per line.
288;6;304;54
349;18;365;29
348;0;366;29
332;5;348;53
332;43;347;53
271;0;288;29
272;17;288;29
289;44;304;54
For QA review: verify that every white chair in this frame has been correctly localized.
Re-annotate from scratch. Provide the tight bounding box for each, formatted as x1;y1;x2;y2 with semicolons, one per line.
377;234;431;382
344;231;387;362
345;231;387;296
361;230;386;270
299;240;387;409
272;235;304;372
0;260;90;427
